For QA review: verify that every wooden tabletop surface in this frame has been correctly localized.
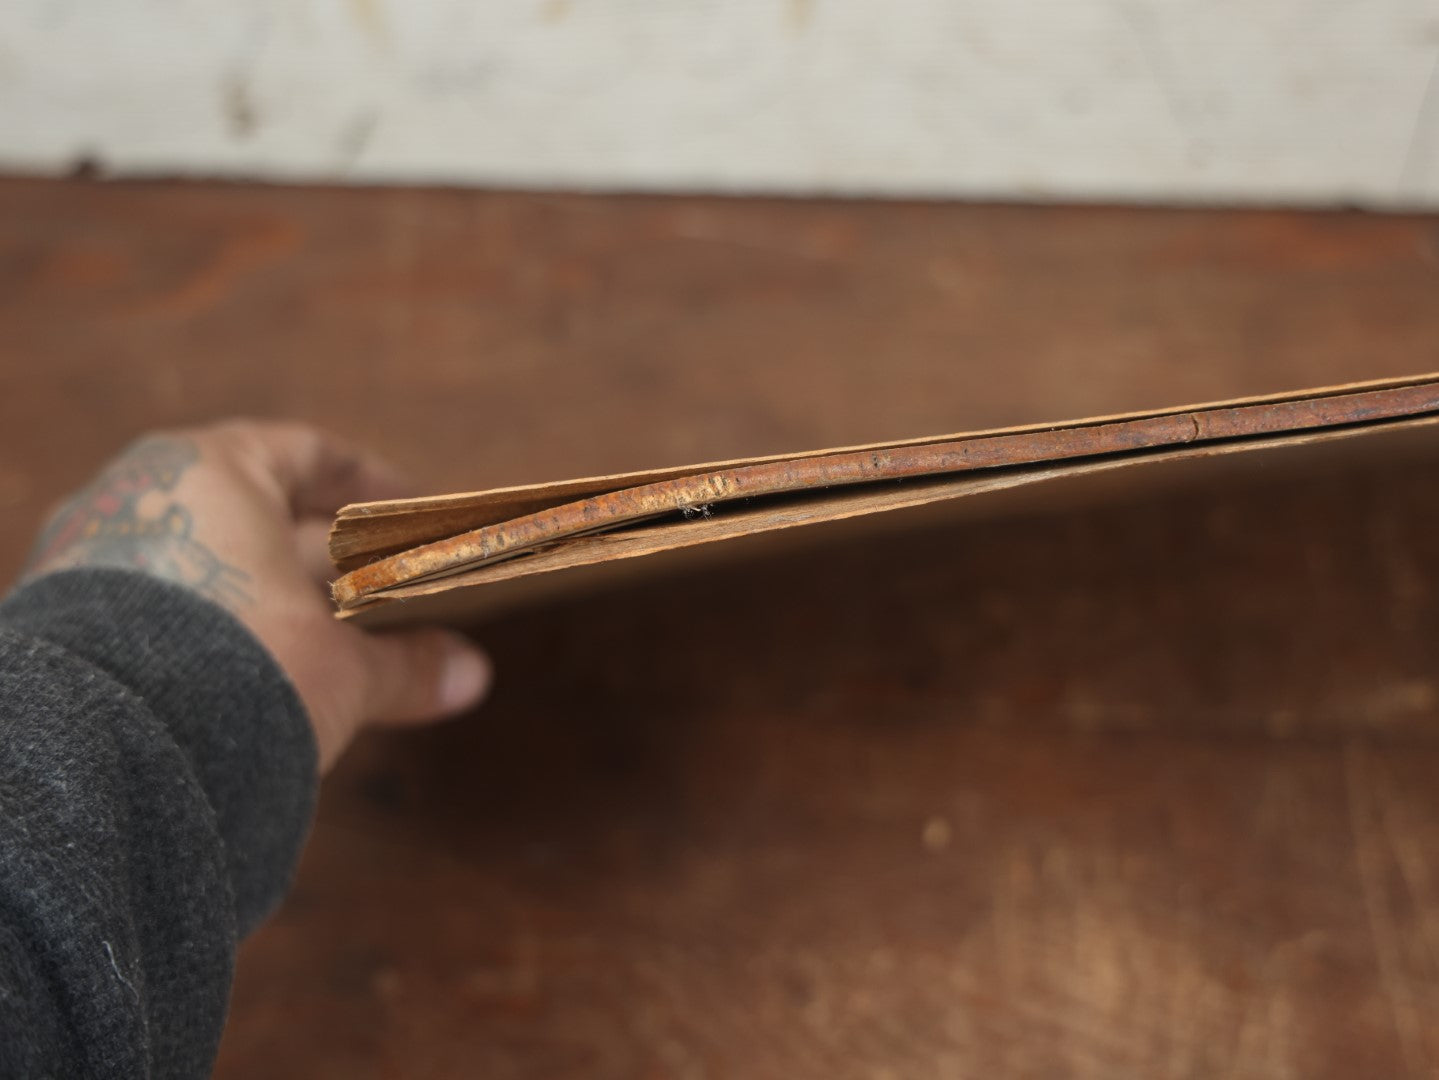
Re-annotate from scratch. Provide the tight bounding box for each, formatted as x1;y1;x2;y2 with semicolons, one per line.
2;178;1439;1078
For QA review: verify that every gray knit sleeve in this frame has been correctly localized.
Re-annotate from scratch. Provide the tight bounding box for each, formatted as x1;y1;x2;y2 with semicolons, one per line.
0;567;317;1079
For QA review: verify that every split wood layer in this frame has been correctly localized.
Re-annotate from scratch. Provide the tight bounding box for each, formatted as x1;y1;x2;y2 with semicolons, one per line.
330;376;1439;612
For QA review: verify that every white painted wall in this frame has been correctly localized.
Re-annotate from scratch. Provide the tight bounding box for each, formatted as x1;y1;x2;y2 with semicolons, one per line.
1;0;1436;206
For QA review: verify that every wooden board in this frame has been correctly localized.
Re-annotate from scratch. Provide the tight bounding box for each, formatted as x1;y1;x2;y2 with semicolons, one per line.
338;413;1439;629
4;178;1439;1078
332;380;1439;612
329;372;1439;572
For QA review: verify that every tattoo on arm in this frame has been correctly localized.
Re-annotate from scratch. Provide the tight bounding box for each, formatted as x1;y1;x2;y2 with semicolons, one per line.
25;436;251;609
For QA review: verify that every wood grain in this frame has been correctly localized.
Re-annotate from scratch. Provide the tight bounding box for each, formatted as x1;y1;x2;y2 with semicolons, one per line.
2;177;1439;1078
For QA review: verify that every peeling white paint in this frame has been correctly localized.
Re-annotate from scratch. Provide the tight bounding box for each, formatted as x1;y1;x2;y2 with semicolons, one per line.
0;0;1436;206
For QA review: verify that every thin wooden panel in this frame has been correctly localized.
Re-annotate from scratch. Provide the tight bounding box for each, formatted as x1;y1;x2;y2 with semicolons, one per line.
331;381;1439;611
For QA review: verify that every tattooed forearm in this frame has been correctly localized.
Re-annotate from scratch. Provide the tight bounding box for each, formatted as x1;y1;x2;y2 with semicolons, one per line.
25;436;251;609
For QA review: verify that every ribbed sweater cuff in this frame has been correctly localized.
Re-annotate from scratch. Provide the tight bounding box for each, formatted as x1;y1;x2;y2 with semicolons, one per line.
0;567;317;934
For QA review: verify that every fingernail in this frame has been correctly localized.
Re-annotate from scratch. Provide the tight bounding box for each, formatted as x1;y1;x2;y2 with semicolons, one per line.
439;635;492;712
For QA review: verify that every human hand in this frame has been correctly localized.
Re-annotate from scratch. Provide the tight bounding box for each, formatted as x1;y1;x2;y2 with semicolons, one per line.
24;420;492;771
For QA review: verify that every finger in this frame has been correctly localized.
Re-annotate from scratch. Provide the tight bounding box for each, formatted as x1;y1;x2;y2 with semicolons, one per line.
351;627;493;726
215;420;414;517
295;517;338;588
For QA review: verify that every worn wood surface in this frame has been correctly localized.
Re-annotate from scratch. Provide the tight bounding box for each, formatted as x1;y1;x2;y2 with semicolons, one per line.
2;178;1439;1077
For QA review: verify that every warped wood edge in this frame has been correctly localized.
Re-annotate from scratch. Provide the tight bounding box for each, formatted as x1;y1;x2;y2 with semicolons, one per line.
332;379;1439;611
328;371;1439;570
337;413;1439;628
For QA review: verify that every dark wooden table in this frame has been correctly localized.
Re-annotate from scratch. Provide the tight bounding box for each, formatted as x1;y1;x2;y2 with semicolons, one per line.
3;177;1439;1078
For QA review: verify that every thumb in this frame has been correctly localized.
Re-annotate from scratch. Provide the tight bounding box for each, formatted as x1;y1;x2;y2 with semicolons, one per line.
352;628;493;726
